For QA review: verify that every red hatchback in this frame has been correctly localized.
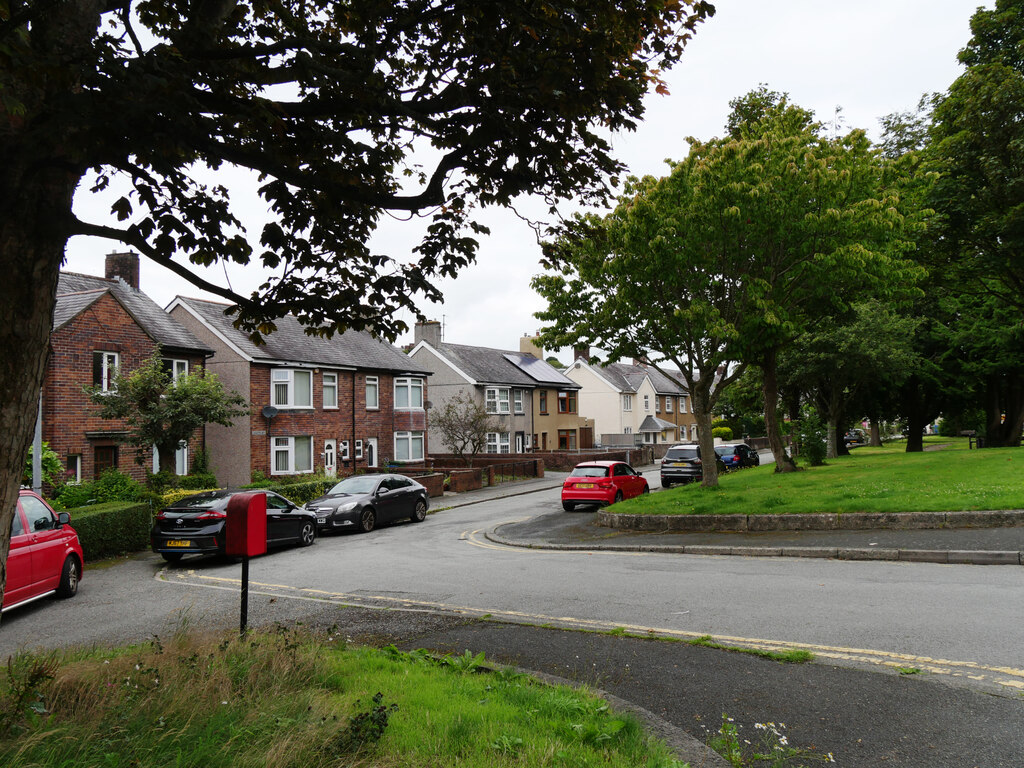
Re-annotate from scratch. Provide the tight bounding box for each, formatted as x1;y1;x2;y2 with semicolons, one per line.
4;490;84;613
561;461;649;511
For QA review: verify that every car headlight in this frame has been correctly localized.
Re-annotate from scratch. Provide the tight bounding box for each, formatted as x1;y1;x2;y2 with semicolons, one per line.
335;502;358;513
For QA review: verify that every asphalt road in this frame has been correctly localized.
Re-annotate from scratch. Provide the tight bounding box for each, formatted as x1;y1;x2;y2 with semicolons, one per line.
2;476;1023;767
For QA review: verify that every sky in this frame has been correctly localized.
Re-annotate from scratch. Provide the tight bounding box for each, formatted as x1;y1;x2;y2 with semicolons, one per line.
63;1;985;359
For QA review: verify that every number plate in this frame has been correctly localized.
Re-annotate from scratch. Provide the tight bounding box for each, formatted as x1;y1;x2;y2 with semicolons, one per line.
317;518;326;525
165;539;191;548
577;483;595;489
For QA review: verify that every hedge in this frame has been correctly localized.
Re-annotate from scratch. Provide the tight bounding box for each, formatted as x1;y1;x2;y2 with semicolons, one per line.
67;501;152;561
247;478;337;506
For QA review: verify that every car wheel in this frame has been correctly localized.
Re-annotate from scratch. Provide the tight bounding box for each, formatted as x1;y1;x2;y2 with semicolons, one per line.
612;490;623;505
410;499;427;523
160;552;184;563
661;479;672;489
298;521;316;547
562;501;575;512
56;556;80;598
359;508;376;533
642;484;650;495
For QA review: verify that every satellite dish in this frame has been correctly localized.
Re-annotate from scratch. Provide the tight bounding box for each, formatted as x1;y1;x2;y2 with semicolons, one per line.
261;405;279;419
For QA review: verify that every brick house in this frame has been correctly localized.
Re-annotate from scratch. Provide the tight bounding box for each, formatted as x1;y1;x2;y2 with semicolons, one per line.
168;296;429;486
46;254;213;483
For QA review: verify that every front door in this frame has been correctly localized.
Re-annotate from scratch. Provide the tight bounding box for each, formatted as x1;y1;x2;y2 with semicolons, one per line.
324;439;336;477
515;431;525;453
366;437;378;468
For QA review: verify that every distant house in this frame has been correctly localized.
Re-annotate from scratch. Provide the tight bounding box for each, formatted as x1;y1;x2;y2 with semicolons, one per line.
407;322;593;454
565;353;698;446
168;296;429;486
45;253;213;483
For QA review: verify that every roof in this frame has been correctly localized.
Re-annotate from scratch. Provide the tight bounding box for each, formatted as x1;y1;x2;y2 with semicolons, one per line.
56;273;212;354
424;342;578;388
172;296;427;374
575;360;688;395
638;415;679;433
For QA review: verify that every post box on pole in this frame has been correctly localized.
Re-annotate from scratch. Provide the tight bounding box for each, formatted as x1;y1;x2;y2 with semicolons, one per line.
224;492;268;635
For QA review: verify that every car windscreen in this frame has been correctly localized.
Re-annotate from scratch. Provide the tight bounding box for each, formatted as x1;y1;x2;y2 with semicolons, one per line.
664;447;699;460
328;475;380;495
569;466;610;478
714;446;736;456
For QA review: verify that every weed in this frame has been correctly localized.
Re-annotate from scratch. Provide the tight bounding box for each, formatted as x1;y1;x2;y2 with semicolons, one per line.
444;649;488;673
490;733;525;754
0;652;59;736
708;714;835;767
330;691;398;754
897;667;922;675
688;635;813;664
608;626;628;636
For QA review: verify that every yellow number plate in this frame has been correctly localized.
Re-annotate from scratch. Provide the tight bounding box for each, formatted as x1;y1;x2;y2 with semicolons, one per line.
165;539;192;547
577;483;595;489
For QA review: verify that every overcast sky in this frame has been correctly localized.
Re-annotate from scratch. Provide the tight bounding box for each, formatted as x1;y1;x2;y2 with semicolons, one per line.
63;1;984;359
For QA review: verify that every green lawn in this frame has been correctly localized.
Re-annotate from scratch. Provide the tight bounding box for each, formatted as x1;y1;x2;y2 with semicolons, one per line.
619;437;1024;516
0;628;687;768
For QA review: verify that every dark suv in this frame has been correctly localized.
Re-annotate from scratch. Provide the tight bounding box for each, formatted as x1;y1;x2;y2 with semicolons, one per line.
660;444;726;487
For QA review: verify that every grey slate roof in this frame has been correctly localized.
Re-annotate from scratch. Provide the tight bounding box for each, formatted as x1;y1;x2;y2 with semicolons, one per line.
56;273;212;354
638;415;679;433
176;296;427;374
433;342;578;388
595;362;687;395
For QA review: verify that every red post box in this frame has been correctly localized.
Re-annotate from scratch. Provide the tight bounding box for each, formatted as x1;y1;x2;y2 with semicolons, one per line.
224;492;267;557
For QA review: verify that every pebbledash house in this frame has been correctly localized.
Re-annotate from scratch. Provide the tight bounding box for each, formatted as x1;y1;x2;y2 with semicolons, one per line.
168;296;430;487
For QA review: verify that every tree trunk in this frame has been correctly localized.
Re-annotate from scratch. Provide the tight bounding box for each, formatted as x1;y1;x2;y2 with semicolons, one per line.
868;417;883;447
762;350;797;472
905;411;928;452
690;386;719;488
985;373;1024;448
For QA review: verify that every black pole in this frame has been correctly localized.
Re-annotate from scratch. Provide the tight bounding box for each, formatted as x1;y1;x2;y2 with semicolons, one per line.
240;555;250;636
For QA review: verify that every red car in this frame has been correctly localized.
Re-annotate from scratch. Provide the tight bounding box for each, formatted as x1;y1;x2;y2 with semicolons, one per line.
3;490;84;612
561;461;649;511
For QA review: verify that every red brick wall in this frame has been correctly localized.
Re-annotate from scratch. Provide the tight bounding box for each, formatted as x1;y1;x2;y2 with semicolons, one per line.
44;292;205;484
249;366;429;478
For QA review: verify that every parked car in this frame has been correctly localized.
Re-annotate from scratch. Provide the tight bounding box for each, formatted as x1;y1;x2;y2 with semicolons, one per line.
151;489;317;562
714;442;761;470
305;474;429;533
561;461;649;511
843;429;868;448
660;444;726;487
4;489;84;612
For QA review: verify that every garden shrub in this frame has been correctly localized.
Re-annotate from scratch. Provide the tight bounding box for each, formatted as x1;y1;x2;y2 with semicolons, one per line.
711;427;733;440
52;469;146;510
795;410;827;467
160;488;221;507
66;502;151;560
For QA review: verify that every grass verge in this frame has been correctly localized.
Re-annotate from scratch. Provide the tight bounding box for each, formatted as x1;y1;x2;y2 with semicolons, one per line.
619;437;1024;516
0;626;689;768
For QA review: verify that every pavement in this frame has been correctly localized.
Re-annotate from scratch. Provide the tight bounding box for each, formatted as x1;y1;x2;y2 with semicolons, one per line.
395;466;1024;766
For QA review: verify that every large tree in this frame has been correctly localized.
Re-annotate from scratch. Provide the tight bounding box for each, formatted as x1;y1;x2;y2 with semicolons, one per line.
431;392;500;466
0;1;714;607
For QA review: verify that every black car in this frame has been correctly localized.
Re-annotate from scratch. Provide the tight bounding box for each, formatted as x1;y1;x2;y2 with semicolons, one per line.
660;444;726;487
305;474;429;533
151;489;317;562
714;442;761;470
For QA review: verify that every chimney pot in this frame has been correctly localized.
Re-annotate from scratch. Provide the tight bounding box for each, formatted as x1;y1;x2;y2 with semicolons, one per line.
105;251;140;290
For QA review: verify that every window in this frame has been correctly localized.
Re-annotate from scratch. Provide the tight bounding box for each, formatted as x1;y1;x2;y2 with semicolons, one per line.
66;454;82;483
558;391;577;414
394;431;424;462
92;351;119;392
558;429;577;450
162;358;189;382
323;372;338;409
538;390;548;414
656;396;661;414
340;440;350;460
272;436;313;474
175;442;188;475
643;394;650;412
666;397;673;413
355;439;363;459
94;445;118;477
485;387;510;414
680;396;688;414
271;369;312;408
395;378;424;409
624;426;632;435
20;495;56;532
513;389;525;414
486;432;511;454
366;376;379;410
622;394;633;412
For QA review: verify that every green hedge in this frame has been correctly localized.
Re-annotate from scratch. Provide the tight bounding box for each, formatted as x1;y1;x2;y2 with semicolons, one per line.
67;501;152;561
247;478;337;506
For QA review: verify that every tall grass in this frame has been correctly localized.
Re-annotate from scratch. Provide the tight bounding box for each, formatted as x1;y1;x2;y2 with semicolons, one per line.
0;627;688;767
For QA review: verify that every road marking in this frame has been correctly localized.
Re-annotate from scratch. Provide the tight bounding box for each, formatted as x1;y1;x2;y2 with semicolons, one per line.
159;566;1024;693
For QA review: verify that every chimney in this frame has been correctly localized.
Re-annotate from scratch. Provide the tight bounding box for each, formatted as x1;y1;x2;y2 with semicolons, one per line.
573;345;590;363
633;355;650;367
105;251;140;290
520;332;544;359
414;320;442;348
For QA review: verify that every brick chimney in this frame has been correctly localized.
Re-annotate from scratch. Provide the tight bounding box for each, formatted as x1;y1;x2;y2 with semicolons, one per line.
520;333;544;359
573;345;590;362
105;251;140;290
414;320;442;348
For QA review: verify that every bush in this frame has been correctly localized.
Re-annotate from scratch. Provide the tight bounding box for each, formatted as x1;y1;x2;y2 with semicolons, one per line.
712;427;733;440
52;469;146;510
179;472;218;490
160;488;221;507
795;410;827;467
256;478;338;506
66;501;151;560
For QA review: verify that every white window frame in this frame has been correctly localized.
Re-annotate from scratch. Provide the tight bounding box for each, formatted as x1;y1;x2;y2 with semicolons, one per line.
681;396;688;414
340;439;350;460
666;396;674;413
622;394;633;412
486;431;511;454
162;358;189;382
395;377;424;409
93;351;120;392
655;396;661;414
394;431;424;462
365;376;379;410
355;439;363;459
323;372;338;409
271;368;313;409
643;394;650;412
513;389;525;414
67;454;82;484
624;426;632;435
485;387;511;414
271;435;313;475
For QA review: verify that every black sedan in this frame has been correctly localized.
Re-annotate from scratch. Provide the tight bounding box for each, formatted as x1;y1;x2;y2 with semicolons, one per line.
151;489;317;562
305;474;429;533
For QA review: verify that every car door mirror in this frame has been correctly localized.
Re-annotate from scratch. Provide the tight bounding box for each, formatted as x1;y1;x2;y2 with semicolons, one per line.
57;512;70;526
